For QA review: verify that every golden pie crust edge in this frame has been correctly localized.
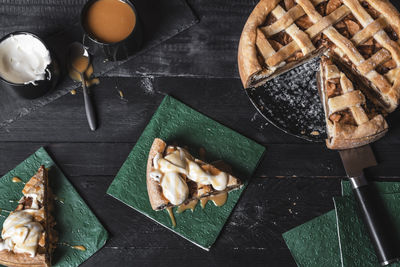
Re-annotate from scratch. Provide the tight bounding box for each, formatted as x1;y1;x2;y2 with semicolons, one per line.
0;250;47;267
237;0;400;89
146;138;169;210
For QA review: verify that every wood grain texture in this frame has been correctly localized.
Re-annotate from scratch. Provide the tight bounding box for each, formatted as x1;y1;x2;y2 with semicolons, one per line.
0;0;400;266
67;175;339;267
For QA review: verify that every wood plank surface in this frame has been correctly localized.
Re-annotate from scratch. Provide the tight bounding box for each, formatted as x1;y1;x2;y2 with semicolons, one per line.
1;0;400;266
68;175;340;267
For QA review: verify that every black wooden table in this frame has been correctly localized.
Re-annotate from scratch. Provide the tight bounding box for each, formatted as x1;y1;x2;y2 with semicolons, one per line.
1;1;400;266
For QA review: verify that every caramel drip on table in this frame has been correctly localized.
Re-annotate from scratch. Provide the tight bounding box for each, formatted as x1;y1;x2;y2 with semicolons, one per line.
72;245;86;251
58;242;86;251
166;207;176;227
177;199;198;213
200;192;228;209
12;177;23;183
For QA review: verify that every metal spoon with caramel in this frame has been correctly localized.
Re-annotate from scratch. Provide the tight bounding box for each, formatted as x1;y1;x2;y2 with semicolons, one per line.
68;42;97;131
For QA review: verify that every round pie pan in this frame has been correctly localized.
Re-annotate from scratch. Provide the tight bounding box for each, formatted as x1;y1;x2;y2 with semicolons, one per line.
245;57;326;142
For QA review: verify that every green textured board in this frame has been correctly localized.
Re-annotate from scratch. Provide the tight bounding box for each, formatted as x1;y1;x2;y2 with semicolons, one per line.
107;95;265;250
341;180;400;196
334;195;400;267
0;147;108;267
282;210;341;267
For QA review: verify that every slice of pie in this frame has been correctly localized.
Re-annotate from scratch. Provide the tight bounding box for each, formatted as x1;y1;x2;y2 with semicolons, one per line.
146;138;242;211
238;0;400;112
318;55;388;149
0;166;57;267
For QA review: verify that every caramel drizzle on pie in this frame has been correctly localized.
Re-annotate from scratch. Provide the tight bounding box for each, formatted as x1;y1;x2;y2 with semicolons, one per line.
251;0;400;111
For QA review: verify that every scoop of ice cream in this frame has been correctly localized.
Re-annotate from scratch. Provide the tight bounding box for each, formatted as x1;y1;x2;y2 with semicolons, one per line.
0;34;51;84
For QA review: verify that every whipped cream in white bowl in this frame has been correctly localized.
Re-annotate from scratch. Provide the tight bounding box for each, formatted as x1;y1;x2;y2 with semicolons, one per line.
0;33;51;84
0;32;58;99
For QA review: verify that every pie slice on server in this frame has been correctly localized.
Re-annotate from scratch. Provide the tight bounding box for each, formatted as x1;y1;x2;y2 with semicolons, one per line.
146;138;242;216
318;55;388;149
0;166;57;267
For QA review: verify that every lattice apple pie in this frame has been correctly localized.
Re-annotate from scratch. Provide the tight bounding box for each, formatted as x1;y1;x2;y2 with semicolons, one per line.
238;0;400;149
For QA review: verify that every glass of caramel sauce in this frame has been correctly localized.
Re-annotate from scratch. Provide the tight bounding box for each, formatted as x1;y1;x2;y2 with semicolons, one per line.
81;0;143;61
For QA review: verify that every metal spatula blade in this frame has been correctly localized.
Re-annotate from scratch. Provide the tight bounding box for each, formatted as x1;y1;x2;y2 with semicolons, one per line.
339;145;377;177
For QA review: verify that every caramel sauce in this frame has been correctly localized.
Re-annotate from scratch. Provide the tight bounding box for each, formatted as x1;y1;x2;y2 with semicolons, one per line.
200;192;228;209
72;56;89;74
58;242;86;251
159;149;232;226
177;199;198;213
166;207;176;227
69;57;100;90
72;245;86;251
12;177;22;183
85;0;136;44
118;90;124;99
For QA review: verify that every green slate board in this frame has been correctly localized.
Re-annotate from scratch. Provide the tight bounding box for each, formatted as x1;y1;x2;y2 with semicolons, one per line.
282;210;341;267
334;194;400;267
0;147;108;267
107;95;265;250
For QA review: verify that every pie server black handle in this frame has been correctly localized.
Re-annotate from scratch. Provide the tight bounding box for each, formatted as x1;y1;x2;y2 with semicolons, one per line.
350;174;400;266
82;81;97;131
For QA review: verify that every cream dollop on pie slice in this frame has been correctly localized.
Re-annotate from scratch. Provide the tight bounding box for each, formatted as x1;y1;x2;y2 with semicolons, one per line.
146;138;242;211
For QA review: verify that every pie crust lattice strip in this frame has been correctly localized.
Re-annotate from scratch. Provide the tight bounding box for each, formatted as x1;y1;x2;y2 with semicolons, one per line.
319;55;388;149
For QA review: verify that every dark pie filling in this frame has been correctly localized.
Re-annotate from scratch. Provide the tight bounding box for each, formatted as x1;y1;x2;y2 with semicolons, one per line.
323;56;386;123
329;109;357;125
361;1;380;19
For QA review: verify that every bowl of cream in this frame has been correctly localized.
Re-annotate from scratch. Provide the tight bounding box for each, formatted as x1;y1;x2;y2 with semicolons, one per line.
0;32;59;99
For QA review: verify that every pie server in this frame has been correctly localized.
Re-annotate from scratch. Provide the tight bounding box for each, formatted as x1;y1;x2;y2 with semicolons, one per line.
339;145;400;265
315;71;400;265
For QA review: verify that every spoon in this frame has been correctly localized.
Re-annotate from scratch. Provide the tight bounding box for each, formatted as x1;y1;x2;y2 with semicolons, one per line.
68;42;97;131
